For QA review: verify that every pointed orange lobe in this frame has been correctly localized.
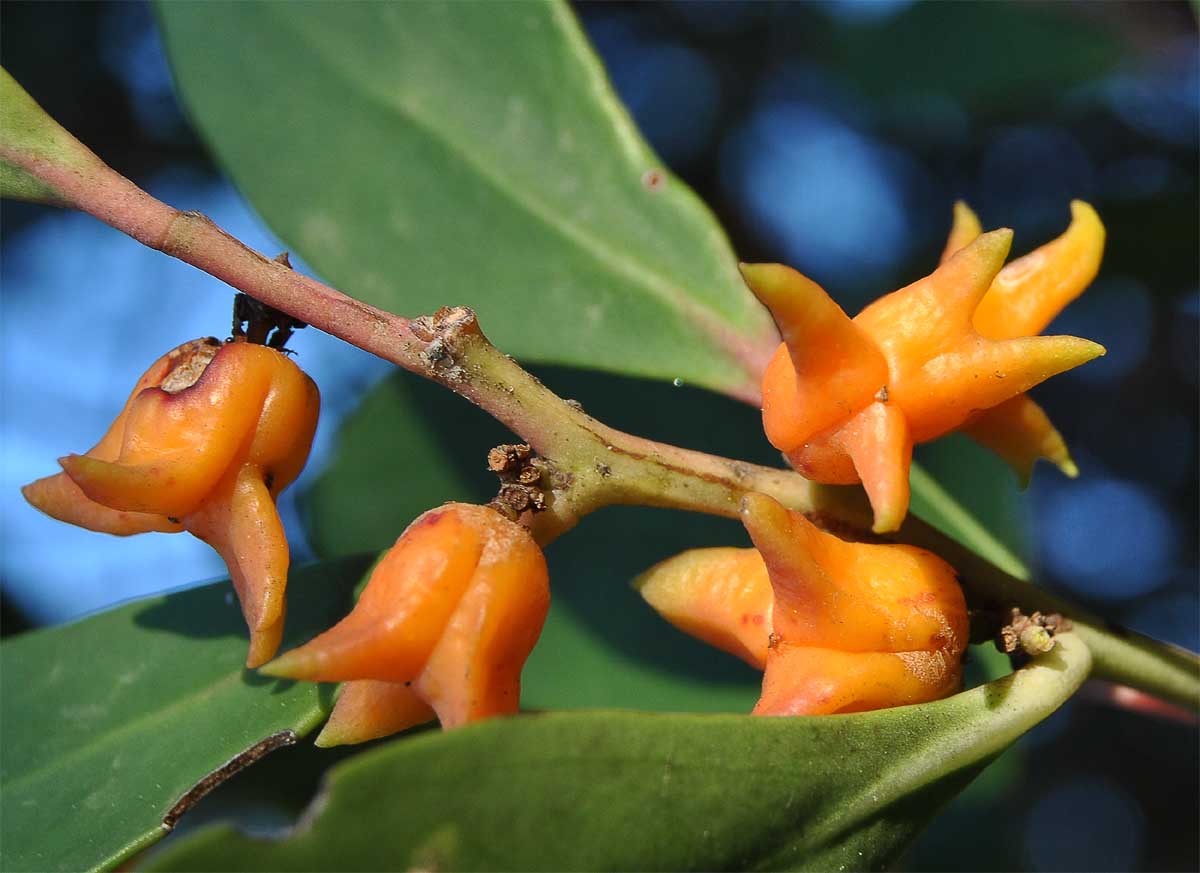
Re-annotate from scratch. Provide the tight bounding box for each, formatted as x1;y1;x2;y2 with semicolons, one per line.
899;334;1104;442
262;508;485;681
855;229;1013;372
937;200;1100;483
315;680;435;748
939;201;983;264
963;394;1077;487
21;473;181;536
974;201;1105;339
836;401;913;533
635;547;772;669
743;263;887;452
184;465;290;667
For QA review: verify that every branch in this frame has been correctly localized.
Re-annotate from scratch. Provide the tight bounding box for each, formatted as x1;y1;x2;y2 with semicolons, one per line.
4;69;1197;713
0;69;870;539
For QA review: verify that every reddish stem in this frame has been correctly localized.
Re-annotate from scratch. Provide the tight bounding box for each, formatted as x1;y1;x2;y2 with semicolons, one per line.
5;146;433;375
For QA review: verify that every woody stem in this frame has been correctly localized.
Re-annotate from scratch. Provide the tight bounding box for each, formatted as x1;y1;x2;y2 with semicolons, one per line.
11;136;874;536
8;104;1199;713
444;312;1198;711
422;309;865;538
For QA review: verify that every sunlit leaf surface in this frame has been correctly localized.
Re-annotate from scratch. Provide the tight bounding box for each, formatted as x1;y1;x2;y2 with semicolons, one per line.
157;0;778;401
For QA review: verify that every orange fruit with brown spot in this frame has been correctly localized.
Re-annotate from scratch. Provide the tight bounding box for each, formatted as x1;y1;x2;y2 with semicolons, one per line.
24;338;320;666
638;493;968;716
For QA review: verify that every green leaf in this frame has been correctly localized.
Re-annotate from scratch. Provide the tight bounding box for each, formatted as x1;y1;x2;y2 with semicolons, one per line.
155;0;778;401
0;67;90;205
0;556;372;873
817;2;1121;111
0;159;67;204
301;375;497;558
908;459;1029;582
144;635;1091;872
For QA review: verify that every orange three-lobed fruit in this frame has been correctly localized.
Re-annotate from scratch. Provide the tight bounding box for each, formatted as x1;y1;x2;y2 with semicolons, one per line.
262;502;551;745
638;493;968;715
746;202;1106;532
23;337;320;666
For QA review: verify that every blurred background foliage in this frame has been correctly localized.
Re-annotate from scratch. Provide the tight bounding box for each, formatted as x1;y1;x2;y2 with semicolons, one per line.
1;1;1196;870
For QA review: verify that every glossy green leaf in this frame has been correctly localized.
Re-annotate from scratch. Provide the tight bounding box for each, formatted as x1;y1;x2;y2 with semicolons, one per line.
0;67;88;205
0;556;372;873
908;457;1029;581
156;0;778;401
145;635;1090;872
816;2;1120;109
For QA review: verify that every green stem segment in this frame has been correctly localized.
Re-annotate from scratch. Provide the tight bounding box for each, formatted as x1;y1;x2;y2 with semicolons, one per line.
434;308;870;540
904;515;1199;710
446;312;1199;710
4;68;1197;712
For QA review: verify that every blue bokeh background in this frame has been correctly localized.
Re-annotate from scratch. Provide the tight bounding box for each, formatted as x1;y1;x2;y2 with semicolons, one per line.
1;2;1196;870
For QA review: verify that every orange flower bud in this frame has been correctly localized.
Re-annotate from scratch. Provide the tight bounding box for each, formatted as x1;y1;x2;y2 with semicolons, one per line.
746;203;1106;531
263;503;550;743
23;338;320;667
637;494;968;716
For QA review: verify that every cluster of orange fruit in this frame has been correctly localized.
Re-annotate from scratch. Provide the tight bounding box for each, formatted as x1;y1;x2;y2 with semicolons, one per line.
24;202;1103;743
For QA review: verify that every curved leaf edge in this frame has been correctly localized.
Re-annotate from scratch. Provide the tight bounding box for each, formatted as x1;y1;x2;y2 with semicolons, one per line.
544;1;780;375
153;0;777;401
142;634;1091;872
0;555;372;873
